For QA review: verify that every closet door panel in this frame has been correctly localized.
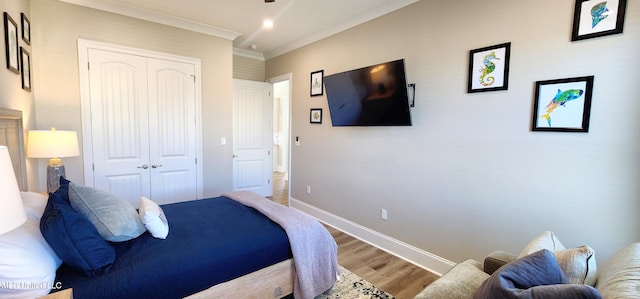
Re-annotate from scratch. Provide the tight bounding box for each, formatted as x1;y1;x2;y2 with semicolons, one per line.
88;49;150;205
147;58;197;204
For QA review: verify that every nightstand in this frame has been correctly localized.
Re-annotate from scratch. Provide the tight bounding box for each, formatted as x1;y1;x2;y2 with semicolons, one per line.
38;289;73;299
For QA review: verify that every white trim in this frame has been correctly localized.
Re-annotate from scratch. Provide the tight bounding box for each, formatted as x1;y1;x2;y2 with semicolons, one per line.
77;39;204;199
60;0;241;41
290;197;454;276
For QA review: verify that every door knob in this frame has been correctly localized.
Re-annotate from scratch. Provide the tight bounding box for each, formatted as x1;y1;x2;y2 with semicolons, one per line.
233;155;238;158
137;164;149;169
151;164;163;168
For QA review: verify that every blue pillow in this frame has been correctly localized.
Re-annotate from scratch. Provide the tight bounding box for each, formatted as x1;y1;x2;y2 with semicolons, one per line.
40;191;115;277
474;249;601;299
53;176;70;202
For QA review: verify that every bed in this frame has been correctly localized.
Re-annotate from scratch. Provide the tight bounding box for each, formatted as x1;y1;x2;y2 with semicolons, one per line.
0;108;339;299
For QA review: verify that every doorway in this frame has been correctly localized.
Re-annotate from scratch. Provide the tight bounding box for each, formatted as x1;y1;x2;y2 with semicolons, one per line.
269;74;291;205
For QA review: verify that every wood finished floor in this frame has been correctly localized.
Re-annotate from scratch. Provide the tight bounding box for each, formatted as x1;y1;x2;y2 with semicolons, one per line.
269;172;438;299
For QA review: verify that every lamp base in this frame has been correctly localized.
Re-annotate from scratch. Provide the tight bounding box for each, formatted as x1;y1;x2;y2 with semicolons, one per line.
47;164;66;193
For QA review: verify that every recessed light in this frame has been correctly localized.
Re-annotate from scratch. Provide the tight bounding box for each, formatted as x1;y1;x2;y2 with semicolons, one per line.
263;20;274;28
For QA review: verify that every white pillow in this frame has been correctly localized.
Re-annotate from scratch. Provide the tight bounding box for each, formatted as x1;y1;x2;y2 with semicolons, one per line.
518;231;566;258
20;192;48;222
0;217;62;299
139;197;169;239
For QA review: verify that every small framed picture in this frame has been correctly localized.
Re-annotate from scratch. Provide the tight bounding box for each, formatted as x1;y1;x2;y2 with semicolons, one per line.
310;108;322;124
468;42;511;93
21;13;30;45
20;47;31;91
310;70;324;97
531;76;594;132
572;0;627;41
4;12;19;74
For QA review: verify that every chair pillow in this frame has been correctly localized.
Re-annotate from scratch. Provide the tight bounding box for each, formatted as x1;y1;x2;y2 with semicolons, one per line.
68;182;145;242
474;249;601;299
40;191;115;277
555;245;597;286
519;231;597;286
518;231;566;258
139;196;169;239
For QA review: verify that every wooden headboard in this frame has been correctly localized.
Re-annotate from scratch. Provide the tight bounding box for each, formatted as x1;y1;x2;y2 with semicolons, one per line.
0;108;28;191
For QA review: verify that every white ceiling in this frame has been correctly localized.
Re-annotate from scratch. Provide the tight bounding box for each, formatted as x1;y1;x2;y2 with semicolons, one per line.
59;0;419;59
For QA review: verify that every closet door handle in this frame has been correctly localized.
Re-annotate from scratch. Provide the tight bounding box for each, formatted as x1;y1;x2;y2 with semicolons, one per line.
137;164;149;169
151;164;163;169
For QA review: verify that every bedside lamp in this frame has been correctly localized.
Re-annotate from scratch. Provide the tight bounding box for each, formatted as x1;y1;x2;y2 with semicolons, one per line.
0;145;27;235
27;128;79;193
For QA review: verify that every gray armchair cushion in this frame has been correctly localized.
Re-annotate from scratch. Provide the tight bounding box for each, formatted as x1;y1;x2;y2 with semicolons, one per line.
414;259;489;299
596;242;640;298
484;251;517;275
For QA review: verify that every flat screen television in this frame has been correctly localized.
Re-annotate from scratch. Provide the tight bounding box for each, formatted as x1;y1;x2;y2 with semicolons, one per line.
323;59;412;126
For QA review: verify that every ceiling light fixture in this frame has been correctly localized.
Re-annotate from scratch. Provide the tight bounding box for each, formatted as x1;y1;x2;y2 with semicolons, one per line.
263;20;274;28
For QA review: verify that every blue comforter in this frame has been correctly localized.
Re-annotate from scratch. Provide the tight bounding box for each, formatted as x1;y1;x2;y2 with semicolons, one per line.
53;196;292;299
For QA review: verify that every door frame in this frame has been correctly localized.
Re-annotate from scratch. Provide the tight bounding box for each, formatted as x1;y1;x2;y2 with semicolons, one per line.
267;73;293;204
77;39;203;199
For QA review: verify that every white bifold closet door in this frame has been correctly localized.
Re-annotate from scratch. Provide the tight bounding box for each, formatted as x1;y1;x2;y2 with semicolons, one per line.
87;49;197;206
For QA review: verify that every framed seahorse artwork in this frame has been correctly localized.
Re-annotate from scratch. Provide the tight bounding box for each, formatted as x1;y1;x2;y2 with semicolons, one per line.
572;0;627;41
467;42;511;93
531;76;594;133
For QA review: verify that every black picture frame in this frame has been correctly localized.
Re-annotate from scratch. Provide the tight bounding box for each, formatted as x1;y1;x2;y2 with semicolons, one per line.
467;42;511;93
4;12;19;74
310;70;324;96
21;13;30;45
571;0;627;41
310;108;322;124
20;47;31;91
531;76;594;132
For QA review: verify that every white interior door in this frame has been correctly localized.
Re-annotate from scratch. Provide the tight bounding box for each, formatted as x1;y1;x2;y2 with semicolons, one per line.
233;79;273;196
147;58;197;204
87;48;197;206
88;49;151;203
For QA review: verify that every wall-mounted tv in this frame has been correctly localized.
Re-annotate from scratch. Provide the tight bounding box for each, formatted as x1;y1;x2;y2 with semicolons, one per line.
323;59;412;126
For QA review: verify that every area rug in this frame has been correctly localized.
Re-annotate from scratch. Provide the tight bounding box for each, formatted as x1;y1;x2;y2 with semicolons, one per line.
315;265;395;299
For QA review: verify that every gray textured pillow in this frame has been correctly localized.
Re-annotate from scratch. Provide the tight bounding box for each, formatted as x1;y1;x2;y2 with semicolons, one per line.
68;183;145;242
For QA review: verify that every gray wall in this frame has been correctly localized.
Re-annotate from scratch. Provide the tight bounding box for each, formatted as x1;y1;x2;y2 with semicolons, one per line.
267;0;640;266
0;0;38;189
30;0;234;197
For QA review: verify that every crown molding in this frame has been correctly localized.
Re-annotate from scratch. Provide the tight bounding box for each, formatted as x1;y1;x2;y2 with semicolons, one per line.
233;48;265;61
58;0;241;40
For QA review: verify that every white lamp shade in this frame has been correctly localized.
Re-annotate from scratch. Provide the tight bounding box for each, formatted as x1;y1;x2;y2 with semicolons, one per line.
27;128;80;158
0;146;27;234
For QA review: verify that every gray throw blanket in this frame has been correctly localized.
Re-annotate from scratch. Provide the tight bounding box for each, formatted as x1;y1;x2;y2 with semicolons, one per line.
222;191;339;299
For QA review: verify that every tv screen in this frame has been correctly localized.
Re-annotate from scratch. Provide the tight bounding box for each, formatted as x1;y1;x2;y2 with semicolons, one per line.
324;59;412;126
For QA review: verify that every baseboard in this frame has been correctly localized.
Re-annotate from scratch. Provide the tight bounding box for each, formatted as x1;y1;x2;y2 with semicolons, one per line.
290;197;455;276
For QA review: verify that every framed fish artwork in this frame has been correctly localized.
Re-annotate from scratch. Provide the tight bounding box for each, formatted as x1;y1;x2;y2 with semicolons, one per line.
531;76;594;132
572;0;627;41
467;42;511;93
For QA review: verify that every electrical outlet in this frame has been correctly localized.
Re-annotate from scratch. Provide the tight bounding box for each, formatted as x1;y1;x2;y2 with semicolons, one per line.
306;185;311;194
381;208;388;220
